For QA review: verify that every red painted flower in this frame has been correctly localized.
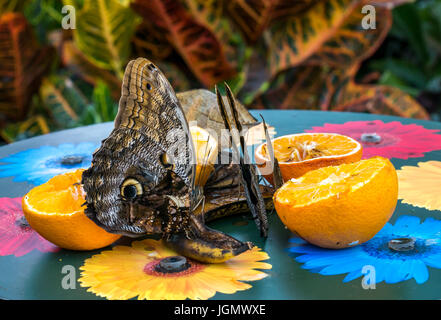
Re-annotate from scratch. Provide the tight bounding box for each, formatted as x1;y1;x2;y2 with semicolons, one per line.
0;197;59;257
305;120;441;159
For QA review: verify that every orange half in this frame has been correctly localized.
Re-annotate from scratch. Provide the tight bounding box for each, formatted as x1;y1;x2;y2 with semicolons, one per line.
255;133;362;184
22;169;121;251
273;157;398;248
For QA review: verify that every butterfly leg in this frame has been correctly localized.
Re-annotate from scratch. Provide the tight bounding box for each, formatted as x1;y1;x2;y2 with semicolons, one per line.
165;213;252;263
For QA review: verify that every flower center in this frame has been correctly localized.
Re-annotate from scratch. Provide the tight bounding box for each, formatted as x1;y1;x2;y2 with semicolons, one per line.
45;154;91;169
60;155;85;166
361;133;382;144
156;256;189;273
388;237;415;252
362;235;433;260
15;216;31;229
144;256;205;277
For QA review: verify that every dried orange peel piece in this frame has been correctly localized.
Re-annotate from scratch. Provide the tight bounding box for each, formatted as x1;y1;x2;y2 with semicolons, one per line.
255;133;362;183
22;169;121;251
190;126;218;186
274;157;398;249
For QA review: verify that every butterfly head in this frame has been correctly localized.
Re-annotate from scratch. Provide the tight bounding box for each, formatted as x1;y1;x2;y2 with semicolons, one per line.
82;129;194;237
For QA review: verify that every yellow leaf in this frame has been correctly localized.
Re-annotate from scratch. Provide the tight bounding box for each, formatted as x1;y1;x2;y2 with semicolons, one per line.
73;0;141;79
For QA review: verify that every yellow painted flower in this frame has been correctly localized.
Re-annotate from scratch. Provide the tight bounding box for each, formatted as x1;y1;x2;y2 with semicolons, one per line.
79;239;271;300
397;161;441;211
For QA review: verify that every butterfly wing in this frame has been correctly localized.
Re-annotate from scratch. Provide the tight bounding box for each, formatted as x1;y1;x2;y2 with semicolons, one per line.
115;58;196;188
82;58;201;237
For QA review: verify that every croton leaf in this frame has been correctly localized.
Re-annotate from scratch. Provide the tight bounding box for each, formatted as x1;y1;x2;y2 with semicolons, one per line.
236;48;271;105
157;61;193;92
132;20;174;61
250;3;428;119
40;76;82;128
0;115;50;143
81;80;119;125
251;64;429;119
131;0;236;87
369;0;416;7
61;41;122;100
330;81;429;119
306;5;392;68
268;0;361;76
250;65;342;110
182;0;245;65
73;0;141;79
226;0;316;43
0;13;53;121
0;0;29;15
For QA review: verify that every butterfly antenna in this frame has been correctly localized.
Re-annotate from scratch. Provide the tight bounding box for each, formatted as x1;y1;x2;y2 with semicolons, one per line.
217;83;268;237
260;114;284;189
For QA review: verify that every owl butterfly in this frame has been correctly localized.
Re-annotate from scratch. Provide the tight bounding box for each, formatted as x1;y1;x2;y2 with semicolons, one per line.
82;58;277;263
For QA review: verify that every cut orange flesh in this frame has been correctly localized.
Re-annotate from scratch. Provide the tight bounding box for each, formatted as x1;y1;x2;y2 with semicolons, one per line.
273;157;398;249
255;133;363;184
22;169;121;251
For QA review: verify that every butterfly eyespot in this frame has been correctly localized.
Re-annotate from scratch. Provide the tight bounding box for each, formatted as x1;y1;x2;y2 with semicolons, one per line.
121;178;143;200
146;83;152;90
160;152;174;169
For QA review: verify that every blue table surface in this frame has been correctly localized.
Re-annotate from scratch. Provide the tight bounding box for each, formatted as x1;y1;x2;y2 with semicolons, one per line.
0;110;441;300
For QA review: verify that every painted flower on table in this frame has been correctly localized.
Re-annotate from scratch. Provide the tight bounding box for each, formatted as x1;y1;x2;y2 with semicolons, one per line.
305;120;441;159
288;215;441;285
79;239;271;300
397;161;441;212
0;197;58;257
0;142;99;185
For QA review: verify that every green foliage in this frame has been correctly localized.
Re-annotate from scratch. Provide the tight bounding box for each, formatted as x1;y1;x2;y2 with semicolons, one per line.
40;75;118;128
80;81;119;125
367;0;441;118
24;0;64;43
0;0;29;15
73;0;141;78
0;0;438;144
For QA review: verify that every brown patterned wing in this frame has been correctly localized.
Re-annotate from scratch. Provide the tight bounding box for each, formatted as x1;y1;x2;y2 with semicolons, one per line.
115;58;196;188
178;89;257;147
82;58;201;237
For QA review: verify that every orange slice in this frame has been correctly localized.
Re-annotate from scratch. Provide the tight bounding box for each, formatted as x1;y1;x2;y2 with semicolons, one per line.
255;133;362;184
22;169;121;251
190;126;218;186
273;157;398;248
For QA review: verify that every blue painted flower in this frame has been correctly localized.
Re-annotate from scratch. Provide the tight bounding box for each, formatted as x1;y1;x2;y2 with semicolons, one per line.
0;142;99;185
288;215;441;284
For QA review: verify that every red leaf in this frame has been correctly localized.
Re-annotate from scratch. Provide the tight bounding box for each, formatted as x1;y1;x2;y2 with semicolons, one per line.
0;13;53;120
131;0;236;87
226;0;315;43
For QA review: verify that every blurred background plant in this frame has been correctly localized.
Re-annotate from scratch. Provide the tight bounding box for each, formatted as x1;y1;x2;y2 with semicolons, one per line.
0;0;438;144
365;0;441;120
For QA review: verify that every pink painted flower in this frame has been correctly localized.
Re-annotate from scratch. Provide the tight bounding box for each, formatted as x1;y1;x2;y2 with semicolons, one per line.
0;197;59;257
305;120;441;159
